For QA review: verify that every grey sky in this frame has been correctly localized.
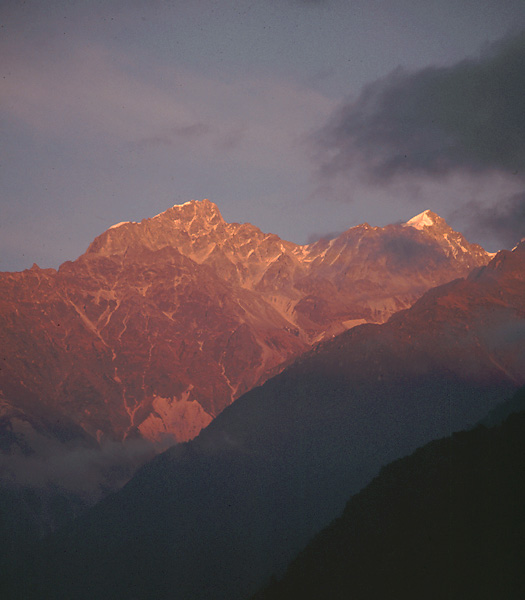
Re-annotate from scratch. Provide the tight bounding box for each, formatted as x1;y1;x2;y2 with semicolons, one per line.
1;0;524;270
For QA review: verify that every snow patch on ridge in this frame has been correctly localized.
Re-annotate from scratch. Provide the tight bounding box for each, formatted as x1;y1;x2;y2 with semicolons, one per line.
151;200;194;220
404;210;435;230
512;239;525;252
109;221;134;230
172;200;193;208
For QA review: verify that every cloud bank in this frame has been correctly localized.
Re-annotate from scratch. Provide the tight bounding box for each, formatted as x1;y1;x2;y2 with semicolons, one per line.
315;29;525;181
312;29;525;249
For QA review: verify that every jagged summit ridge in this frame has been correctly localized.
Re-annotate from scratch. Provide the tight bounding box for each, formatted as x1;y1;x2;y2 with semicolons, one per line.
94;201;486;264
158;198;225;227
89;199;229;256
84;198;493;341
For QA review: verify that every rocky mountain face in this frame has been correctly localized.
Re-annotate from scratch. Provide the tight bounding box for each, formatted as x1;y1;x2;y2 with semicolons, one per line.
0;200;491;455
19;243;525;600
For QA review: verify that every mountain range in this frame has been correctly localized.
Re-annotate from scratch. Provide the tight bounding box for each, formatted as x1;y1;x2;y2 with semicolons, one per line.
2;200;524;599
11;235;524;599
0;200;490;465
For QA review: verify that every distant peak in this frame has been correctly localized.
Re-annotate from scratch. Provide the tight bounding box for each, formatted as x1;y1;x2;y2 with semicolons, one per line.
151;199;223;223
404;209;444;230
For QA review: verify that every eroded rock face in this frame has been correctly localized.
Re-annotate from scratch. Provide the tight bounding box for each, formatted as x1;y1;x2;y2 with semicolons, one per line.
0;200;491;448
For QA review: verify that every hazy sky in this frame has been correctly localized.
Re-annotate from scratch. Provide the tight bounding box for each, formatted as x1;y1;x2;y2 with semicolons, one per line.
2;0;525;271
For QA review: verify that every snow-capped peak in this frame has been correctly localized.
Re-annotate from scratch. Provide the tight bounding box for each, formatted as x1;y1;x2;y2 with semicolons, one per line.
404;210;437;230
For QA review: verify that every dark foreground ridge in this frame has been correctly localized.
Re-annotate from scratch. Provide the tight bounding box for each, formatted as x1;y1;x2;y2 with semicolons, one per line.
254;389;525;600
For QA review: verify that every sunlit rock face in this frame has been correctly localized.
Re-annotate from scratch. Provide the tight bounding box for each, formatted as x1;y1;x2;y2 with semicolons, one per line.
0;200;491;447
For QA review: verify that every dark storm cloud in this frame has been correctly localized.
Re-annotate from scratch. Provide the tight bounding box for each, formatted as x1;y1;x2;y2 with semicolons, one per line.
459;191;525;249
315;29;525;182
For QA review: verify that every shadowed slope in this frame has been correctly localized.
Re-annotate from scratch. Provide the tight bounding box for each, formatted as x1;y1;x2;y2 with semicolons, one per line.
254;396;525;600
